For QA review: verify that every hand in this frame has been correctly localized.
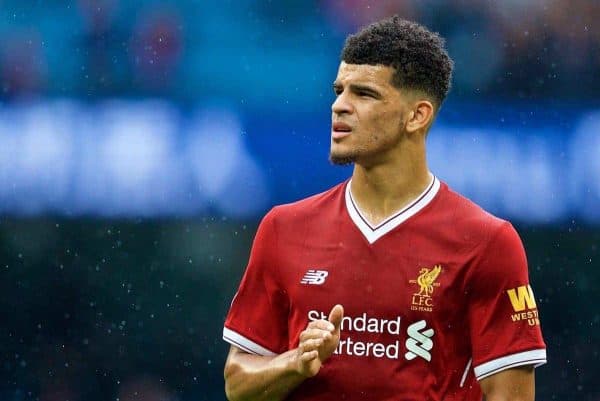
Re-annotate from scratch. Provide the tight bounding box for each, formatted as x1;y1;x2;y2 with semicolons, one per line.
295;304;344;378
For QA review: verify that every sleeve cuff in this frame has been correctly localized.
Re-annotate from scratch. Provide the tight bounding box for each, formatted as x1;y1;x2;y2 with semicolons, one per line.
474;349;547;380
223;326;278;356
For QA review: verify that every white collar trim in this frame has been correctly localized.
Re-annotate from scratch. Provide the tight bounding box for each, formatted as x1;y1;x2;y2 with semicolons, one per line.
345;175;440;244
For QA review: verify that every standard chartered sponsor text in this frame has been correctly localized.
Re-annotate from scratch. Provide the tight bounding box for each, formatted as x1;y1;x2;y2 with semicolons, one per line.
308;310;402;359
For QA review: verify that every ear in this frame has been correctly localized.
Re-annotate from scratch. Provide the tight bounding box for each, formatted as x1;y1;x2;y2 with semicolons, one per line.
406;100;435;134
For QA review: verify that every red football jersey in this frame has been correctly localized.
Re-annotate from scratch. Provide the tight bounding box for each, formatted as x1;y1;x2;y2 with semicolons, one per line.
223;176;546;401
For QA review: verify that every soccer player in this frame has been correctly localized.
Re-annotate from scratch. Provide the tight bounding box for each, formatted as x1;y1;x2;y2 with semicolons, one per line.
222;16;546;401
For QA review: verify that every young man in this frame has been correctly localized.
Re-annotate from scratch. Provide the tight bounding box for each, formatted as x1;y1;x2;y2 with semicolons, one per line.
222;16;546;401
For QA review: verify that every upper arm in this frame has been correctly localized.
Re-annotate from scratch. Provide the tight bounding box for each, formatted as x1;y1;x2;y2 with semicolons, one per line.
479;365;535;401
466;222;546;380
224;345;248;378
223;209;290;355
225;345;245;365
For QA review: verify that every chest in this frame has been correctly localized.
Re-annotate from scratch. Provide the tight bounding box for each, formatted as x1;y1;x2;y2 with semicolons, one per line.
285;233;469;334
281;226;471;342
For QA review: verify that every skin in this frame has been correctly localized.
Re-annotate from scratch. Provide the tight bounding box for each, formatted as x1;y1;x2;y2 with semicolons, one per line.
224;304;344;401
330;62;435;226
223;61;536;401
480;366;535;401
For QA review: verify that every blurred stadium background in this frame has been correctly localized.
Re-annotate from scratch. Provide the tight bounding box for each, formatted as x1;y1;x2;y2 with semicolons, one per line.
0;0;598;400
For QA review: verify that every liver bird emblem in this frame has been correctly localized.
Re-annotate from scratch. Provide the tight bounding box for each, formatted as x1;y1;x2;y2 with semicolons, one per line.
416;265;442;296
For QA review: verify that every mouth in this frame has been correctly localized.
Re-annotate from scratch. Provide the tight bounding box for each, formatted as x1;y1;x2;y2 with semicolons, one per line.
332;122;352;140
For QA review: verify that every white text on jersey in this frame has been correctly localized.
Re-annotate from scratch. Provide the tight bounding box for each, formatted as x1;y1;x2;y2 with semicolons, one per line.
308;310;403;359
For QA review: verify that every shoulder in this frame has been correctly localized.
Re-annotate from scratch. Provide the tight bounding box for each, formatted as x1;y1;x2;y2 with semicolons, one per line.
432;183;528;286
433;181;517;251
267;181;347;225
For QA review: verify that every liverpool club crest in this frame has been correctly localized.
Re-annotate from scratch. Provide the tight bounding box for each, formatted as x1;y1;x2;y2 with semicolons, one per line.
409;265;442;312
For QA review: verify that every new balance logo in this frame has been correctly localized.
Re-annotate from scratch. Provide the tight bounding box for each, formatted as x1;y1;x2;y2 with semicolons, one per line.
405;320;434;362
300;270;329;285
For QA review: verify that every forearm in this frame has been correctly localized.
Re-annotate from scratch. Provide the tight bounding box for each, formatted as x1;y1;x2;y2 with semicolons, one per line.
224;348;306;401
224;306;343;401
480;366;535;401
483;392;534;401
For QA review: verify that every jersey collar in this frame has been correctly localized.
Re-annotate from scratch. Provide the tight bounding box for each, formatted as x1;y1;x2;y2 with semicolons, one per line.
345;174;440;244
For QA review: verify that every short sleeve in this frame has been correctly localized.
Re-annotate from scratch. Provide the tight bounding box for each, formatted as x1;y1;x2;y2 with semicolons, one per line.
223;208;289;356
466;222;546;381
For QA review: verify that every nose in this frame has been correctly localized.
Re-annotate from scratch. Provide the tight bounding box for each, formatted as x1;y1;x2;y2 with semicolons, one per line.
331;91;353;115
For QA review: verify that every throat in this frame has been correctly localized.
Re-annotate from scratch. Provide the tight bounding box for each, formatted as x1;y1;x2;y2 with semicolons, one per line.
348;173;435;229
358;209;397;228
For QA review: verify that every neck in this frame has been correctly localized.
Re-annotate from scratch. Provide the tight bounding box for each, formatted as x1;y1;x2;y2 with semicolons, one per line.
349;145;431;226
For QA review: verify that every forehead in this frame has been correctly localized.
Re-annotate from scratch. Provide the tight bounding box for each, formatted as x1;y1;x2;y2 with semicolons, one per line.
334;62;395;88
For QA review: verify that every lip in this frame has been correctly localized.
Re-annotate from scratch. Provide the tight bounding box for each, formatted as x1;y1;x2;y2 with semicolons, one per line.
332;122;352;140
332;122;352;131
331;130;352;140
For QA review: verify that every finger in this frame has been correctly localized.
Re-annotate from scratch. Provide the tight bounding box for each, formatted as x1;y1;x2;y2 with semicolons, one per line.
300;338;323;352
328;304;344;331
307;319;335;332
300;329;332;343
300;350;319;363
300;328;332;342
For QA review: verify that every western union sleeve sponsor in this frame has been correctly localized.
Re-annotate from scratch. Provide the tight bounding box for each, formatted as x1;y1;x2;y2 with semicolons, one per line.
507;284;537;312
506;284;540;326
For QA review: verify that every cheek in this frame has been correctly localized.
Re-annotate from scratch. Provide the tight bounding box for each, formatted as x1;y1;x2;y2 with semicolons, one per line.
366;110;402;141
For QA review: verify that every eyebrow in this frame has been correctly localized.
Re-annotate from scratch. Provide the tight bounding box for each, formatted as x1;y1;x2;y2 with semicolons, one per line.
333;82;382;98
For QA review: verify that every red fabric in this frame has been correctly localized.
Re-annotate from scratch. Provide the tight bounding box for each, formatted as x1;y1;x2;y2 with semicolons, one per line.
224;180;546;401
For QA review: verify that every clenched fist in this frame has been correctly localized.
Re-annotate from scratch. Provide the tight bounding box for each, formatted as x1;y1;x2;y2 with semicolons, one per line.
295;304;344;378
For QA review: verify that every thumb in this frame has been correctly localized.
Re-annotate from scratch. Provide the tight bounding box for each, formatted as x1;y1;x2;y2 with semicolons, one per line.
328;304;344;331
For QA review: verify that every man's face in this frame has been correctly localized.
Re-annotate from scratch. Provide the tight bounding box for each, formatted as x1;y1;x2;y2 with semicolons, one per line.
330;62;409;166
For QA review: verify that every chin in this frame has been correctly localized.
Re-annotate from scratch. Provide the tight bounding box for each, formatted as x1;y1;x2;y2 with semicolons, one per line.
329;151;356;166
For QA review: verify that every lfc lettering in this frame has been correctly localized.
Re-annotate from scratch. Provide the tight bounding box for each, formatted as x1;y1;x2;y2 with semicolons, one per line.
411;294;434;312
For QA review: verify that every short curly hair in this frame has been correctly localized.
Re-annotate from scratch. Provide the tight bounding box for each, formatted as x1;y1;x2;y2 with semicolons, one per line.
341;16;453;108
